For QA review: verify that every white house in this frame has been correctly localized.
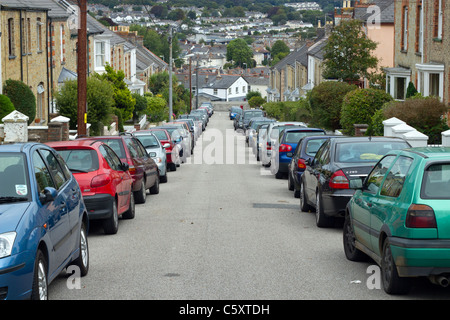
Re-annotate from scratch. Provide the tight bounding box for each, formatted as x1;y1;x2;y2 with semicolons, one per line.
196;74;249;101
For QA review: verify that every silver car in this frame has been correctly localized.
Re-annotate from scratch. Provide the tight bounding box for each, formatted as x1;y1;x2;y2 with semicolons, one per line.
134;132;168;183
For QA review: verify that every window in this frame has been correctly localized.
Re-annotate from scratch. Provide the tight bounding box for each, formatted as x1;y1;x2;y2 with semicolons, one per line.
229;88;232;94
60;24;65;63
364;155;396;194
434;0;443;39
380;156;413;197
394;77;406;100
8;18;15;57
416;5;423;53
33;152;55;194
242;86;246;93
421;163;450;199
37;18;43;52
95;41;106;68
402;6;408;51
430;73;440;97
40;149;68;190
236;87;239;94
36;83;45;121
213;89;218;95
21;18;26;55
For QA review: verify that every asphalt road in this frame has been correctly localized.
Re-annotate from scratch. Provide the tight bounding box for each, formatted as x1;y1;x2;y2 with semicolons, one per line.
49;111;450;301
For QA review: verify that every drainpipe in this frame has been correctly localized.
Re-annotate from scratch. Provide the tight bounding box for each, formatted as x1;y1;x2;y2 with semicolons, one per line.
19;10;23;82
46;13;52;121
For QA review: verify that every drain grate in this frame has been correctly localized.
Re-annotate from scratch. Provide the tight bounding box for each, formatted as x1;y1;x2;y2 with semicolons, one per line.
253;203;299;210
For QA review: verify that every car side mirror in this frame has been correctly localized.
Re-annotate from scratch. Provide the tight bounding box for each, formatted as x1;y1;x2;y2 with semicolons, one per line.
120;162;129;172
40;187;58;205
163;143;171;149
305;158;312;166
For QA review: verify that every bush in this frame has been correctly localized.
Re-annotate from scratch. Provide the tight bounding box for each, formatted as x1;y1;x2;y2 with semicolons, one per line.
3;79;36;125
383;96;449;144
0;94;15;123
308;81;357;131
262;99;312;123
340;88;393;136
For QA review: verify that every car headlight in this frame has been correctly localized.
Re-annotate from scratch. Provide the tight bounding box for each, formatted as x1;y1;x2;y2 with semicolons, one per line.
152;157;162;164
0;232;16;258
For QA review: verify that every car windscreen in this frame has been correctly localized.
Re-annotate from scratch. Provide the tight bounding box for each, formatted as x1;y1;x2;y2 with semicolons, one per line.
335;141;410;163
243;111;263;119
149;130;169;141
136;135;160;148
284;131;325;144
421;163;450;199
0;153;30;201
56;149;99;172
96;139;126;159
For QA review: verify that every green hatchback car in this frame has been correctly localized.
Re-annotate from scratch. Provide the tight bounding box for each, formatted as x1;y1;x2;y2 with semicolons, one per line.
344;147;450;294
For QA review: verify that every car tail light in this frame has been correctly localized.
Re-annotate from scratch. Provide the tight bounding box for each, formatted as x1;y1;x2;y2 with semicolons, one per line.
267;142;272;150
128;163;136;174
279;144;292;153
329;170;349;189
406;204;437;228
91;174;111;188
297;158;306;169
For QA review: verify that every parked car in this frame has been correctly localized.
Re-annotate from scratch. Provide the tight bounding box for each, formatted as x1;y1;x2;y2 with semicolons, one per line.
145;128;181;171
300;136;411;227
78;134;159;204
254;123;271;161
0;142;89;300
245;117;274;145
288;135;334;198
166;122;193;156
155;126;188;164
270;127;326;179
191;109;209;126
344;147;450;294
260;122;307;167
198;105;212;117
133;132;168;183
234;113;242;131
229;106;242;120
47;140;135;234
242;109;265;131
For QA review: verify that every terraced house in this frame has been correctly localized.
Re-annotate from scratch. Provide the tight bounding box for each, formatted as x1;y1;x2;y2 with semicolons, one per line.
1;0;167;127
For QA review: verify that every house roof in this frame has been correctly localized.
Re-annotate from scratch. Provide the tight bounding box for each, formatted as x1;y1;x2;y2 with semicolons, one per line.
354;0;394;24
0;0;50;11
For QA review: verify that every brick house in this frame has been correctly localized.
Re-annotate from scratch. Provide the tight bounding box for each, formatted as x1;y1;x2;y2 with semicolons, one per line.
385;0;448;105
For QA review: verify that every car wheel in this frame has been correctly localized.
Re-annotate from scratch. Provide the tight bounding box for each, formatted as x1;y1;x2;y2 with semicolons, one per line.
169;163;177;171
134;179;147;204
103;199;119;235
275;171;284;179
122;191;135;220
73;222;89;276
300;182;311;212
150;173;160;194
31;249;48;300
343;213;366;261
288;174;294;191
315;191;334;228
381;240;411;294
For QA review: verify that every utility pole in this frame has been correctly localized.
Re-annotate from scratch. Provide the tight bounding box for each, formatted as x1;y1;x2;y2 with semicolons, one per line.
195;55;199;110
189;57;192;112
168;26;173;122
77;0;87;136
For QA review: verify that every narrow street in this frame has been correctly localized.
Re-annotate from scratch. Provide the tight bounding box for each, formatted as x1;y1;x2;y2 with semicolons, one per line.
49;112;450;301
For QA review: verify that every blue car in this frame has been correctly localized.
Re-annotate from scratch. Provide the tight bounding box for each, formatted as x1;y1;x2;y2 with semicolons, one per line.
229;106;242;120
0;143;89;300
271;127;326;179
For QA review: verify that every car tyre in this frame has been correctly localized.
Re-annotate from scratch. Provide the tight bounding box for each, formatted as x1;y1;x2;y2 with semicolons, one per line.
31;249;48;300
299;182;311;212
343;213;366;261
288;174;294;191
122;191;135;220
73;222;89;276
103;199;119;235
381;240;411;295
150;173;160;194
134;179;147;204
315;191;334;228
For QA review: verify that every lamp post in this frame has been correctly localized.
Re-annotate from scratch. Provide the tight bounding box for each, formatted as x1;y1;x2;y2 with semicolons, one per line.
168;26;173;122
77;0;87;136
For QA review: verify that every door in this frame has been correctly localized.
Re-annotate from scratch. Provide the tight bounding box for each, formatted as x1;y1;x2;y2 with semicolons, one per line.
353;155;396;252
100;145;127;212
33;150;72;272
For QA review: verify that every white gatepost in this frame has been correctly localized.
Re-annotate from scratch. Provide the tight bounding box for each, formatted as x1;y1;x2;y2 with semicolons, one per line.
383;117;405;137
391;123;416;138
442;130;450;147
402;130;428;147
2;111;29;143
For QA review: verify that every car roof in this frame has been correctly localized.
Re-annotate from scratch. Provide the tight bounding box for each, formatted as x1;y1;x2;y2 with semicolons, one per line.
401;146;450;159
329;136;409;143
46;139;103;148
282;127;324;132
0;142;42;152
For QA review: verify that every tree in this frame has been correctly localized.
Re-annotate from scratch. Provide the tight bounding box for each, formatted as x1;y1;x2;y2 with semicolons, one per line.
3;79;36;125
0;94;15;123
323;19;378;82
226;38;253;68
406;81;418;98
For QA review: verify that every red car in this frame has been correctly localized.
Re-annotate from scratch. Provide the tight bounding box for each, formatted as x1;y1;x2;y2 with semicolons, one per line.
79;134;160;204
46;140;134;235
146;128;180;171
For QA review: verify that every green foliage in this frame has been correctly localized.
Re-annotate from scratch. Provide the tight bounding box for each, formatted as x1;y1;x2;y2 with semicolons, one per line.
149;71;189;117
405;81;418;99
383;96;449;144
0;94;15;124
54;77;115;135
246;91;261;101
366;108;385;136
248;96;266;108
3;79;36;125
226;38;253;68
145;94;169;123
132;93;148;122
263;99;312;123
309;81;357;131
340;88;393;136
95;64;136;122
323;19;378;81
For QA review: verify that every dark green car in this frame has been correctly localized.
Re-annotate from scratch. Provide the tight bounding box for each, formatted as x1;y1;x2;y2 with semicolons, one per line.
344;147;450;294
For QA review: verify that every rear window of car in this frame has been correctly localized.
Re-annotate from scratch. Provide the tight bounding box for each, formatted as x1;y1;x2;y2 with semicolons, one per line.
97;139;126;159
305;138;328;156
244;111;263;119
421;163;450;199
136;135;160;148
335;141;409;163
150;130;169;141
58;149;99;172
284;131;325;144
